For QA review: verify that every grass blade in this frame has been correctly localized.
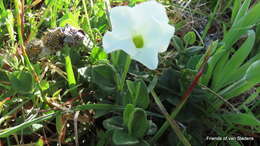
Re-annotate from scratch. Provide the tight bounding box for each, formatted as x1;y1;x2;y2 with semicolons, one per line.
0;113;56;138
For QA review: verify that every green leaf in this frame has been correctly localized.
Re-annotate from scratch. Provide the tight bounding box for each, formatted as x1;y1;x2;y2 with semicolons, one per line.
207;1;260;86
147;76;158;93
232;0;251;26
126;80;150;109
186;55;203;70
200;50;224;85
128;108;149;138
103;116;124;131
231;0;241;23
218;79;248;102
157;68;181;96
214;61;260;110
222;113;260;126
90;47;108;64
59;12;80;28
111;50;131;91
224;2;260;50
62;48;78;97
171;36;184;52
9;71;34;94
91;64;117;92
111;50;129;75
184;31;196;45
211;50;230;90
219;60;259;100
244;60;260;84
40;80;50;91
112;129;139;145
222;53;260;87
219;30;256;89
256;23;260;44
0;0;5;10
123;104;135;126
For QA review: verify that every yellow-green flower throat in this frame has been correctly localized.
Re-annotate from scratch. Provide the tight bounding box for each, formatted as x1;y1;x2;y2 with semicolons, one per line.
132;34;144;48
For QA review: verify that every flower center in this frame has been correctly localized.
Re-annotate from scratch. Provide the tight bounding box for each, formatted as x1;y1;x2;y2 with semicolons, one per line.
132;34;144;48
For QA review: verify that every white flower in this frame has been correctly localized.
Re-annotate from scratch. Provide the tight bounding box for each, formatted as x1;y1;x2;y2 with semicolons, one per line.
102;0;175;70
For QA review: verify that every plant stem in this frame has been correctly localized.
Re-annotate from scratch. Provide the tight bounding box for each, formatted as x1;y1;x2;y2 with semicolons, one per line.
152;65;205;143
202;0;220;40
151;90;191;146
14;0;24;45
14;0;44;103
151;43;211;143
104;0;112;29
82;0;95;41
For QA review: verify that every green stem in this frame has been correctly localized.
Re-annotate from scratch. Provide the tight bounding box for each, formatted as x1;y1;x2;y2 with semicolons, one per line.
150;90;191;146
201;0;220;40
82;0;94;41
14;0;24;45
104;0;112;29
150;96;187;143
151;44;211;143
14;0;45;107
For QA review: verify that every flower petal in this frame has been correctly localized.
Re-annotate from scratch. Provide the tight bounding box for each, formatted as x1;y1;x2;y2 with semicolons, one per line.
141;18;175;53
103;1;175;70
103;31;136;55
133;0;169;23
156;21;175;53
132;47;158;70
109;6;135;36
